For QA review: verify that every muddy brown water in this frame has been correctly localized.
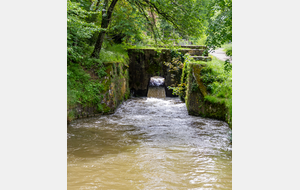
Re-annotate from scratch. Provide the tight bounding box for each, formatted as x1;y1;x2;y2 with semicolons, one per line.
147;86;166;98
67;97;232;189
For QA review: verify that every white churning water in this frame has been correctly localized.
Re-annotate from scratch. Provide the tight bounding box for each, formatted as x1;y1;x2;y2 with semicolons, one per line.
149;76;165;87
147;76;166;98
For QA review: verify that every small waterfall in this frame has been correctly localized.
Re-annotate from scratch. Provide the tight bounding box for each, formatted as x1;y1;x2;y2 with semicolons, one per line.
147;76;166;98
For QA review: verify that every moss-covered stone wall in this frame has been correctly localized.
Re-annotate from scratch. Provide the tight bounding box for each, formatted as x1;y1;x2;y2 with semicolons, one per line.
183;62;231;127
67;61;130;121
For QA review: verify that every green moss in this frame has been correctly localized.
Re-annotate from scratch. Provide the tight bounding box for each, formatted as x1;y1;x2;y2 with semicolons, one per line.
125;91;129;100
112;62;117;76
191;82;199;92
105;63;113;76
181;57;232;128
117;64;121;76
102;79;111;93
99;44;129;63
124;70;128;78
101;103;111;113
204;95;224;104
192;64;207;96
97;103;103;112
146;62;161;74
67;110;76;122
181;61;188;84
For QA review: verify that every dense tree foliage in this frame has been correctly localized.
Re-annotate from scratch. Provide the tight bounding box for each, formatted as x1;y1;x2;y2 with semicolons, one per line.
205;0;232;50
68;0;220;59
67;1;99;62
68;0;232;60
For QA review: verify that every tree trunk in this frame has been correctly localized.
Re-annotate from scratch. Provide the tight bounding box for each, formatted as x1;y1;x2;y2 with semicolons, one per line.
91;0;119;58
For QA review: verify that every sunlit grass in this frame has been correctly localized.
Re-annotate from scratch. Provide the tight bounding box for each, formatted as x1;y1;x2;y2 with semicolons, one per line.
193;55;232;127
221;43;232;52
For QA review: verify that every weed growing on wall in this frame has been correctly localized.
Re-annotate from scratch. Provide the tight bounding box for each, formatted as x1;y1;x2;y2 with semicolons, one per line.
198;56;232;127
199;57;232;100
67;43;129;121
167;54;193;97
174;55;232;127
67;63;104;106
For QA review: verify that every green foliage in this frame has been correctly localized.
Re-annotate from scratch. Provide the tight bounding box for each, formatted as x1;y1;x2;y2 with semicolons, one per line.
97;103;103;112
107;0;209;48
67;37;130;120
67;1;100;63
168;83;186;97
200;57;232;99
197;56;232;127
100;43;129;63
108;1;148;44
190;35;208;45
170;50;185;63
222;43;232;53
164;49;191;73
167;54;193;96
67;63;104;107
205;0;232;50
224;59;232;73
97;68;107;78
222;43;232;70
192;82;199;92
130;0;207;43
221;43;232;72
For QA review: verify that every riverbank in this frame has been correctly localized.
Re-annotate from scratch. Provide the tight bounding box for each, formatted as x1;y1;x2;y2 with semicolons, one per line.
67;44;130;123
179;55;232;128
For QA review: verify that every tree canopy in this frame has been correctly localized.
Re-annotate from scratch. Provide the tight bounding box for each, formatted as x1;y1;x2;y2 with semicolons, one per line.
67;0;232;61
205;0;232;50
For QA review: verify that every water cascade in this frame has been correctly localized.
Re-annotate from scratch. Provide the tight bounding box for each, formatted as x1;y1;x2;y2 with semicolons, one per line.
147;76;166;98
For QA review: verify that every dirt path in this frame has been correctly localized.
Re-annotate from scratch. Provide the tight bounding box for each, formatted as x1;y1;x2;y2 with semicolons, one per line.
210;48;232;63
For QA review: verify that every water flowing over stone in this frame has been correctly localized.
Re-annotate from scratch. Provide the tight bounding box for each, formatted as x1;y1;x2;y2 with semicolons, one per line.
147;76;166;98
149;76;165;86
147;86;166;98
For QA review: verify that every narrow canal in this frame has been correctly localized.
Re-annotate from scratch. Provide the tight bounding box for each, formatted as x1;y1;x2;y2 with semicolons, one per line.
67;97;232;189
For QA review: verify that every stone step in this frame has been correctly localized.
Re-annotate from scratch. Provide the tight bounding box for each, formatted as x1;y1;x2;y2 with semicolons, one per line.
179;45;207;49
191;56;212;62
155;45;207;50
178;49;208;56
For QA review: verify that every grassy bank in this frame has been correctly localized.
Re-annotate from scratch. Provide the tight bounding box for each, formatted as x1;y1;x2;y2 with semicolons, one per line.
178;54;232;128
67;43;129;122
196;56;232;127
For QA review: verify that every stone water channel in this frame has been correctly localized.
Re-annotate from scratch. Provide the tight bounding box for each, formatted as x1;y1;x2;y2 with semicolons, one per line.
67;78;232;189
